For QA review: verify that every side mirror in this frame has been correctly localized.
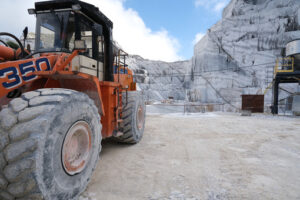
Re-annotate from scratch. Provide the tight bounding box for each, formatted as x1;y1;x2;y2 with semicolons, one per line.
28;8;36;15
74;40;86;50
93;24;103;36
23;27;28;56
23;27;28;41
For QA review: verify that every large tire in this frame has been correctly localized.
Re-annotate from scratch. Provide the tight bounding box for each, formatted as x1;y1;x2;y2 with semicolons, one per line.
115;91;146;144
0;89;101;200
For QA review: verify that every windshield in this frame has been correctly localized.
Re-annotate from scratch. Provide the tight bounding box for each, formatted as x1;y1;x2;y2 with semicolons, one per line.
35;11;75;52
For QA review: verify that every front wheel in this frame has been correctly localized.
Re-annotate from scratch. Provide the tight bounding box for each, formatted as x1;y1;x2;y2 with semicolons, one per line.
0;89;101;200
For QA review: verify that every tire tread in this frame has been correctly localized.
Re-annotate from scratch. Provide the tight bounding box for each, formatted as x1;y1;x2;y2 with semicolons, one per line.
114;91;145;144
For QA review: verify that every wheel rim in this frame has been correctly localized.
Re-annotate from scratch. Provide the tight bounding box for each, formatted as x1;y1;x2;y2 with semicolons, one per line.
62;121;92;175
136;105;144;130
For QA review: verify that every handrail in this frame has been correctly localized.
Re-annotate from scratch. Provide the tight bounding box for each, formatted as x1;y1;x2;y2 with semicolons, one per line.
264;81;274;95
115;49;129;83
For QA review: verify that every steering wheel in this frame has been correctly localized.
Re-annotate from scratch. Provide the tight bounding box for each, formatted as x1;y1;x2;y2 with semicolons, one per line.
0;32;26;58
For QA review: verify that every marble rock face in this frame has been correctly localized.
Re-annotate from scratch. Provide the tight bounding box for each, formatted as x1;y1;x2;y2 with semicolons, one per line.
127;0;300;112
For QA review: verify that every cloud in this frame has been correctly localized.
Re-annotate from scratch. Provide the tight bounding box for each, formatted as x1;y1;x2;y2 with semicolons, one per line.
195;0;206;8
85;0;181;62
213;1;228;12
195;0;229;13
0;0;182;62
193;32;205;45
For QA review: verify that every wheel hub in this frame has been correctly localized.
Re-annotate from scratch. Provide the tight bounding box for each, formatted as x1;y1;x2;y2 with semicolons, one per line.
136;105;144;130
62;121;92;175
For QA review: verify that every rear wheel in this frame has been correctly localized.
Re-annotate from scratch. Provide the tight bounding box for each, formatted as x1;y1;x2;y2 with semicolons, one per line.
115;91;146;144
0;89;101;200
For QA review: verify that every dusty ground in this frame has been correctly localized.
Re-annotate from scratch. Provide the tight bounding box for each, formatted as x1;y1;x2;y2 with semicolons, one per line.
80;112;300;200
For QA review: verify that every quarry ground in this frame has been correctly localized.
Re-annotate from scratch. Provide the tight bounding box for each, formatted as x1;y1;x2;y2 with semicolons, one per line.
80;112;300;200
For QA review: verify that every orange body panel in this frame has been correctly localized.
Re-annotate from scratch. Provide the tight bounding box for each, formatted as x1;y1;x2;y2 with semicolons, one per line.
100;82;121;138
0;55;58;97
114;69;136;91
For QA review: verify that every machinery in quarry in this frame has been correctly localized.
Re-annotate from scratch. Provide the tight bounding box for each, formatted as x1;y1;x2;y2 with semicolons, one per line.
0;0;146;199
272;40;300;115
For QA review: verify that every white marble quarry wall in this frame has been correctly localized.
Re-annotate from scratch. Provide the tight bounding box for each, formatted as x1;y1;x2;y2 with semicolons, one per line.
127;55;192;101
128;0;300;112
191;0;300;111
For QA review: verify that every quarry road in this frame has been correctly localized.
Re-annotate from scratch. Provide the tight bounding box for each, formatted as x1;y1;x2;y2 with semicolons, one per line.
80;112;300;200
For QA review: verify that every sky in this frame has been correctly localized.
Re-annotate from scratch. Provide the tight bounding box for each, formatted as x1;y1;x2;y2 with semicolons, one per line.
0;0;230;62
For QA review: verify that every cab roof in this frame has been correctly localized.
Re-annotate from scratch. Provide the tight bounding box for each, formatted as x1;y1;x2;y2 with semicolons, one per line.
35;0;113;29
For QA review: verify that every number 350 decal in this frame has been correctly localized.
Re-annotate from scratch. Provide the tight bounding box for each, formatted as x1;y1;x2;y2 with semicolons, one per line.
0;58;50;89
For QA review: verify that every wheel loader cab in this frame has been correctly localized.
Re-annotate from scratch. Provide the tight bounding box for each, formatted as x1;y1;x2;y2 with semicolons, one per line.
36;11;101;57
32;0;114;81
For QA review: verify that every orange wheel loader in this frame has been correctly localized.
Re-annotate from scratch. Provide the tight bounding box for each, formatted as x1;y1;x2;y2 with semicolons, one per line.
0;1;146;199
